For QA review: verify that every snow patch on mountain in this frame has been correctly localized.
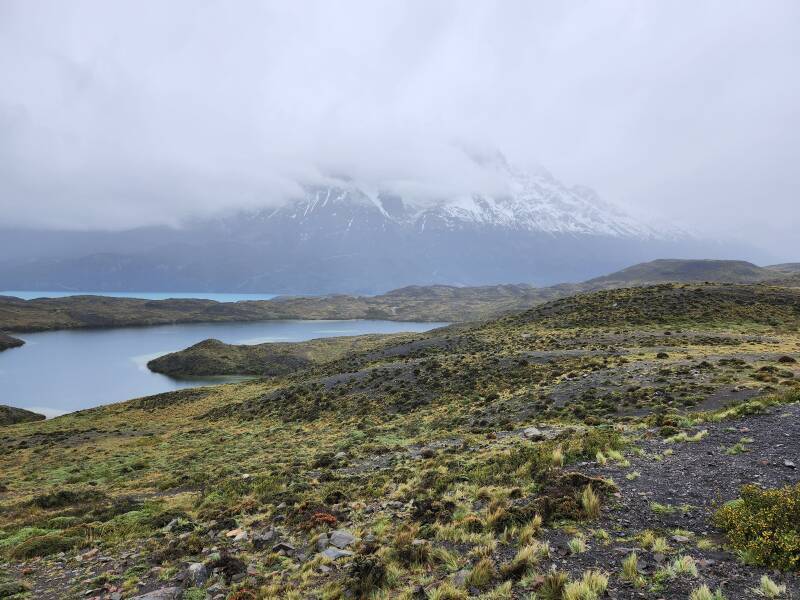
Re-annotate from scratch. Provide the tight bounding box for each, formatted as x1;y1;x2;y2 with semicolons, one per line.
250;154;677;241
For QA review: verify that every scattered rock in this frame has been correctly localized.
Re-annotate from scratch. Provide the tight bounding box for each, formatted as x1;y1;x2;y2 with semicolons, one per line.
209;552;246;583
272;541;296;554
784;460;796;469
452;569;469;587
672;535;690;543
316;533;330;552
233;530;248;542
130;588;183;600
522;426;545;440
329;529;356;549
322;547;353;560
185;562;208;587
251;528;275;550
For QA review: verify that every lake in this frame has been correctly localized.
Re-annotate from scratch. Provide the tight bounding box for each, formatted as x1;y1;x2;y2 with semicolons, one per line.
0;290;280;302
0;319;446;417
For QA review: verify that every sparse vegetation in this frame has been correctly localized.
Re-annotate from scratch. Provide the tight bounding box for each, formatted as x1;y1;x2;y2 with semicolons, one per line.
1;282;799;597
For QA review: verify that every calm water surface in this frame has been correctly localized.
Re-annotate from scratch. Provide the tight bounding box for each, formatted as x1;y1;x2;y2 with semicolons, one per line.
0;320;446;417
1;290;280;302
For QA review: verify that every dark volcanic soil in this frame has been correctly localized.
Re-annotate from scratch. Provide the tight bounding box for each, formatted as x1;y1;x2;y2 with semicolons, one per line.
539;402;800;599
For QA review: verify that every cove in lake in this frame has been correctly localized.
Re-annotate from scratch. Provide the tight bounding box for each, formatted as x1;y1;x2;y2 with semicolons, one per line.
0;319;446;417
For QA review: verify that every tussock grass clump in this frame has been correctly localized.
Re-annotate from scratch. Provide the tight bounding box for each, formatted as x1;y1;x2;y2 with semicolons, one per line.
606;449;630;467
466;557;495;588
427;581;468;600
660;555;698;579
714;483;800;571
621;551;645;587
689;584;727;600
551;446;565;468
392;523;430;566
567;535;587;554
755;575;787;598
651;536;671;553
581;485;601;519
666;429;708;443
499;541;549;580
538;567;568;600
517;514;542;544
562;570;608;600
480;581;512;599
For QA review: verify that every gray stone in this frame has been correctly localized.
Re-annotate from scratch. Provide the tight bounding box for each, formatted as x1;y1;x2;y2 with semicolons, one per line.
329;529;356;549
233;530;248;542
185;563;208;587
522;426;545;440
272;541;296;554
452;569;469;587
316;533;329;552
672;535;690;543
130;588;183;600
252;528;276;550
322;547;353;560
784;460;796;469
163;519;180;532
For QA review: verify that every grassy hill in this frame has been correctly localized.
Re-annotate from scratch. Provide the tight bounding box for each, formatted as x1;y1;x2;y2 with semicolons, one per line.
0;405;44;427
585;259;776;286
1;282;798;598
4;259;796;337
147;333;420;377
766;262;800;275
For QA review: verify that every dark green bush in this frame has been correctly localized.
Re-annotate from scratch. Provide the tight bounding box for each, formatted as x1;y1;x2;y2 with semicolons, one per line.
10;534;81;559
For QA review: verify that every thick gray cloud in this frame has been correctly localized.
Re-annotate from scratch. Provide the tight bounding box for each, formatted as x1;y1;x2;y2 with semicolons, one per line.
0;1;797;258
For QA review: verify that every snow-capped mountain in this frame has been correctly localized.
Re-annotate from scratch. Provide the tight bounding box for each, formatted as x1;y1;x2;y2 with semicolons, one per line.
228;154;669;242
0;156;722;294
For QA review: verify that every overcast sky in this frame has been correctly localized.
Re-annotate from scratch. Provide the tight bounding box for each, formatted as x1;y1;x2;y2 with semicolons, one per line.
0;1;797;259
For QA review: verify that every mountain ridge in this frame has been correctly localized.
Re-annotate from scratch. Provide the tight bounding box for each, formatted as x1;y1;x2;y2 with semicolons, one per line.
0;157;753;294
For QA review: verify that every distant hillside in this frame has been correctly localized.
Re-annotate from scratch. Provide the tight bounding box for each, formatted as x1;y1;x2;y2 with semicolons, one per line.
513;282;800;328
2;258;798;333
0;332;24;351
586;259;776;286
766;262;800;275
0;405;44;426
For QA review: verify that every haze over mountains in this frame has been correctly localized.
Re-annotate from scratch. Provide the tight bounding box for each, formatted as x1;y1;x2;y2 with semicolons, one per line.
0;155;762;294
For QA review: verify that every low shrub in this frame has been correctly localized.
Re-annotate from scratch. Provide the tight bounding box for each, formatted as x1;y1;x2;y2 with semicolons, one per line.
10;533;81;559
714;483;800;571
30;489;107;510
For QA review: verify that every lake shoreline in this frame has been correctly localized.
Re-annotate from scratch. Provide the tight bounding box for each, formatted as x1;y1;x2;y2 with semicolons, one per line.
0;318;447;416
